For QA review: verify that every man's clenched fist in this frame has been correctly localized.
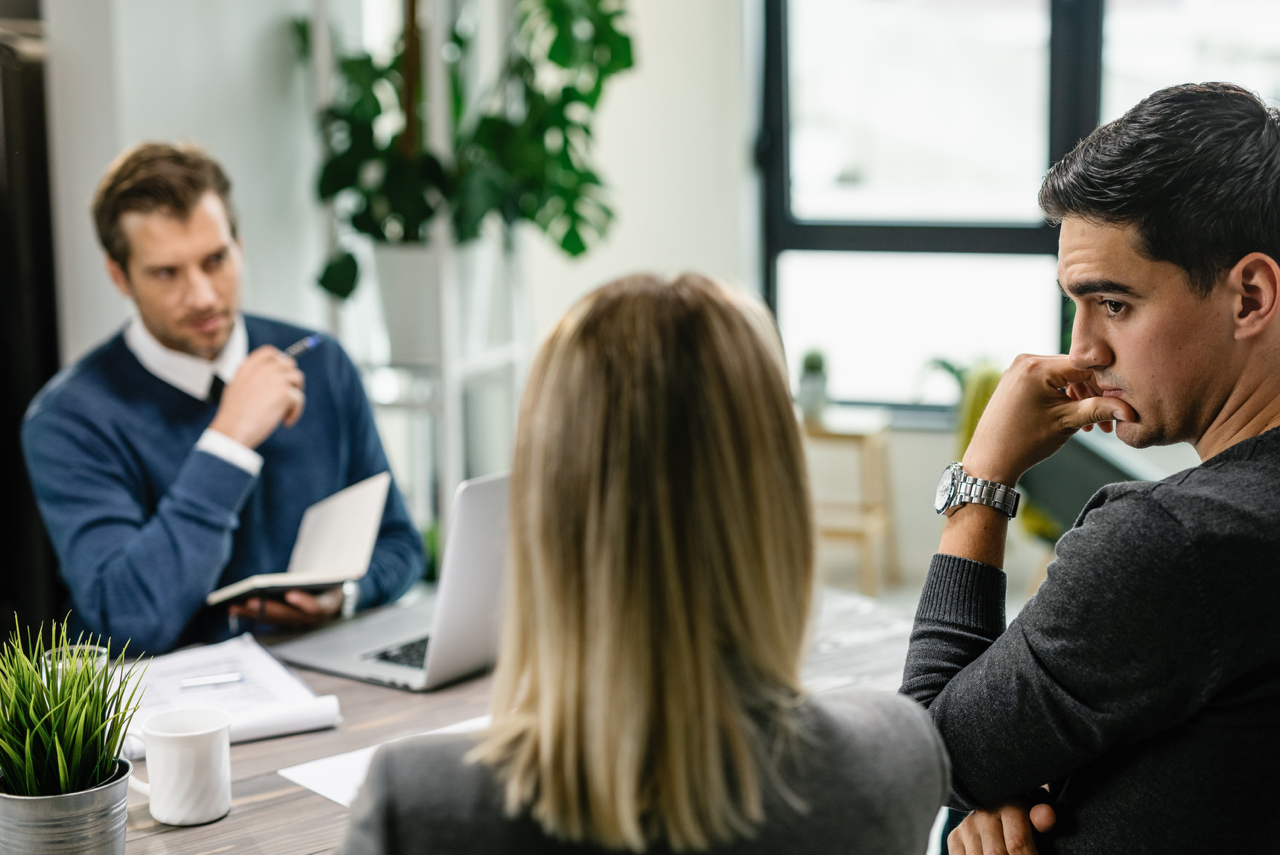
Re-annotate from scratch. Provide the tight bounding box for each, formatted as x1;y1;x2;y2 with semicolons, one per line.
208;345;305;449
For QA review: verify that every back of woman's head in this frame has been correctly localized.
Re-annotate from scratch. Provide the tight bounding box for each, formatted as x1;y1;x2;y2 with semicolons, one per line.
473;273;814;851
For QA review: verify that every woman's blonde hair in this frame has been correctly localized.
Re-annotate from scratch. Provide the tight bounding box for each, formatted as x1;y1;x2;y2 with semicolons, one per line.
471;273;814;851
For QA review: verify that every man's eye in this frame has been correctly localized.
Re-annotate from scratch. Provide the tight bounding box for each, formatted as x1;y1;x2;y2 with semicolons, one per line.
204;252;225;271
1103;300;1125;315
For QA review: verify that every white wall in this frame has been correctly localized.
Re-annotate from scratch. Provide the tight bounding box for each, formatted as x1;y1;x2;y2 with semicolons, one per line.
44;0;361;363
520;0;762;341
43;0;123;363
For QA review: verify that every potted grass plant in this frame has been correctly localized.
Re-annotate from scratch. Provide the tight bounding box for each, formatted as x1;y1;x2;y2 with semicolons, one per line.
0;619;146;855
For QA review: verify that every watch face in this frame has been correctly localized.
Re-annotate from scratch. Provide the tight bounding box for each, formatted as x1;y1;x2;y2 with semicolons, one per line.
934;466;956;513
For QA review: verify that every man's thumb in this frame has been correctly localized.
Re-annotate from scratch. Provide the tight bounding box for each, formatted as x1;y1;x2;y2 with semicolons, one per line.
1029;803;1056;833
1071;396;1135;429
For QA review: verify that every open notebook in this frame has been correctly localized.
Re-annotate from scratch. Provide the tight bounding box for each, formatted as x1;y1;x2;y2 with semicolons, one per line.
205;471;391;607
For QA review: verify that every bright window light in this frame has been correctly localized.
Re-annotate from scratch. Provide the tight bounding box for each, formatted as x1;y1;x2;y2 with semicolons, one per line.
1103;0;1280;123
777;251;1061;405
788;0;1050;223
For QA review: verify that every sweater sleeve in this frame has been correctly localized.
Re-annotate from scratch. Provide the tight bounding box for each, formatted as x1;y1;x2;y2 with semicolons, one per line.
338;735;491;854
337;743;396;855
329;347;423;609
901;491;1222;809
21;407;256;654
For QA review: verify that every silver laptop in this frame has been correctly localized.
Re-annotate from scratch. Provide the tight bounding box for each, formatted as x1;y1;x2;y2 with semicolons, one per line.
270;472;509;691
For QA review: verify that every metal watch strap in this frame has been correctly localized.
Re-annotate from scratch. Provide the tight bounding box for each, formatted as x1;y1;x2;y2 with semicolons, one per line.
954;472;1020;518
341;579;360;619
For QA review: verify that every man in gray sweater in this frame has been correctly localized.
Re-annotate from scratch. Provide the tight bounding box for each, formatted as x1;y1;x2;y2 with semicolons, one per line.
902;82;1280;854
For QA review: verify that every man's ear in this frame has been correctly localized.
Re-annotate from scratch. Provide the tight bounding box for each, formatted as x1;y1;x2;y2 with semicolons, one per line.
105;258;133;299
1229;252;1280;340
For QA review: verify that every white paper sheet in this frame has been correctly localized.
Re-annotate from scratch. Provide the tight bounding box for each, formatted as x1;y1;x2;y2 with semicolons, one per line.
124;634;341;759
277;715;492;808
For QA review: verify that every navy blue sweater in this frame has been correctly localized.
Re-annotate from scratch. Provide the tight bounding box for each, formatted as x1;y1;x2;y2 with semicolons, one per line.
22;315;422;653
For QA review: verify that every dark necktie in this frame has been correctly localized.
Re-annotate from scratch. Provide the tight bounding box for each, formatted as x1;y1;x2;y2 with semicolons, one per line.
206;376;225;406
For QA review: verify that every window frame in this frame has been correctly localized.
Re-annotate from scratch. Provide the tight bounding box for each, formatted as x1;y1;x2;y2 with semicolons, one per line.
759;0;1105;353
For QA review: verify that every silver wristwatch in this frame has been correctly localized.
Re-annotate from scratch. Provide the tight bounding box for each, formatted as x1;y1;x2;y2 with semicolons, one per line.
341;579;360;619
934;462;1021;518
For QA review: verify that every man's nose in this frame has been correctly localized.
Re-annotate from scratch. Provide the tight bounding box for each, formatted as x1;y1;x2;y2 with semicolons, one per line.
1067;309;1112;371
185;267;218;309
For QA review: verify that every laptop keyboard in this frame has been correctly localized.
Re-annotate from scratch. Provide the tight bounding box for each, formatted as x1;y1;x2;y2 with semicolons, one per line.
369;635;430;668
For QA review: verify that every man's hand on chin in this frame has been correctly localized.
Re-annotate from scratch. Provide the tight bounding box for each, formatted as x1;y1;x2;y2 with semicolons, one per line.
939;354;1141;577
228;588;343;627
962;354;1138;487
948;798;1057;855
208;345;306;449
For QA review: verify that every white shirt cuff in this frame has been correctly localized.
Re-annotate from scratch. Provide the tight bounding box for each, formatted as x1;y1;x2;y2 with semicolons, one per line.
196;429;264;477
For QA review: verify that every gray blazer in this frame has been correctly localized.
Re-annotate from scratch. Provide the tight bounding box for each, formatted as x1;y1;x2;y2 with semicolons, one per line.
339;689;949;855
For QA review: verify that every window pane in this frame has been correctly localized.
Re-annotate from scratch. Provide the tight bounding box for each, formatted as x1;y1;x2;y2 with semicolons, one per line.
1103;0;1280;123
777;251;1061;404
788;0;1049;224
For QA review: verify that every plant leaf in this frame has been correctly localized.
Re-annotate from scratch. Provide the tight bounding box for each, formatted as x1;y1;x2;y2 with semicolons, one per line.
318;252;360;300
54;736;69;793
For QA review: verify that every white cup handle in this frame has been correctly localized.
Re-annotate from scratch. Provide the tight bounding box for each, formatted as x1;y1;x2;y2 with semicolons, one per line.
128;774;150;797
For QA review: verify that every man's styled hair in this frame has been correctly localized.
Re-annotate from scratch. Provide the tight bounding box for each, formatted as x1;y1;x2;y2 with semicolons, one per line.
1040;82;1280;296
472;273;814;851
92;142;237;271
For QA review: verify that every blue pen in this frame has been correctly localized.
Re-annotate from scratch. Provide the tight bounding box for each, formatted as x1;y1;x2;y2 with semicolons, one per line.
283;333;324;358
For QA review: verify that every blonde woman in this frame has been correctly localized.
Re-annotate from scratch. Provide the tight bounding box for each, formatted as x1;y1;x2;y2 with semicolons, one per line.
340;274;948;854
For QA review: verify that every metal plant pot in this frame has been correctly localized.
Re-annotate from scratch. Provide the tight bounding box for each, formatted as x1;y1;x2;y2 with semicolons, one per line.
0;758;131;854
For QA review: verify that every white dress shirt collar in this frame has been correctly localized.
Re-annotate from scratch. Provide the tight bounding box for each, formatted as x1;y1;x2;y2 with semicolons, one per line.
124;315;248;400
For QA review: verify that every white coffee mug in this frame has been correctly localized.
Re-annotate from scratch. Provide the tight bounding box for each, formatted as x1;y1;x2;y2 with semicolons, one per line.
128;707;232;826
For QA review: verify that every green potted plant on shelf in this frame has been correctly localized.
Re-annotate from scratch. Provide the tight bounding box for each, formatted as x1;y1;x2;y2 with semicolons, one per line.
798;349;828;424
308;0;633;304
0;619;146;855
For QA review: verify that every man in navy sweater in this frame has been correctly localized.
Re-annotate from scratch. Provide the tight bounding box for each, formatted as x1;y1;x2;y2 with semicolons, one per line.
22;143;422;653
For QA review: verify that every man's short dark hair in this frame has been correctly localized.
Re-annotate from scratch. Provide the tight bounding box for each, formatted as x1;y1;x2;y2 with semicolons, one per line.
1039;82;1280;296
92;142;238;271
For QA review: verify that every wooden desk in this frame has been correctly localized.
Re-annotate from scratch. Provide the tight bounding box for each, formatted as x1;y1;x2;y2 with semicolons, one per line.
124;589;910;853
124;670;491;853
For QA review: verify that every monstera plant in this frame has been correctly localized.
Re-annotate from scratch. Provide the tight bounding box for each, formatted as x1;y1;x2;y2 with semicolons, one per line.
309;0;633;299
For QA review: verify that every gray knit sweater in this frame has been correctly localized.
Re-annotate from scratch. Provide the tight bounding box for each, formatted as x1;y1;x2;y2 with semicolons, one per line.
339;689;948;855
902;428;1280;854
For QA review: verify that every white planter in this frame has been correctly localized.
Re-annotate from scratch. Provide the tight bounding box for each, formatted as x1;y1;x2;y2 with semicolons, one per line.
372;242;441;367
798;371;827;424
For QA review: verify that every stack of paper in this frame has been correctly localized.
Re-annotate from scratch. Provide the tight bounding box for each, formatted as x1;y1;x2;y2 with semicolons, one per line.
124;633;341;759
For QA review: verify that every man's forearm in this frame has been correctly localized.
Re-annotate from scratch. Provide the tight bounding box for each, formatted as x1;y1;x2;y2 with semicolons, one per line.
938;501;1011;569
902;557;1008;810
33;439;256;653
905;485;1217;811
901;554;1006;714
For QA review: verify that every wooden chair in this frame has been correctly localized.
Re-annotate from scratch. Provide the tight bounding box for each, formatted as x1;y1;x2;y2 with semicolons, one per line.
803;410;902;596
